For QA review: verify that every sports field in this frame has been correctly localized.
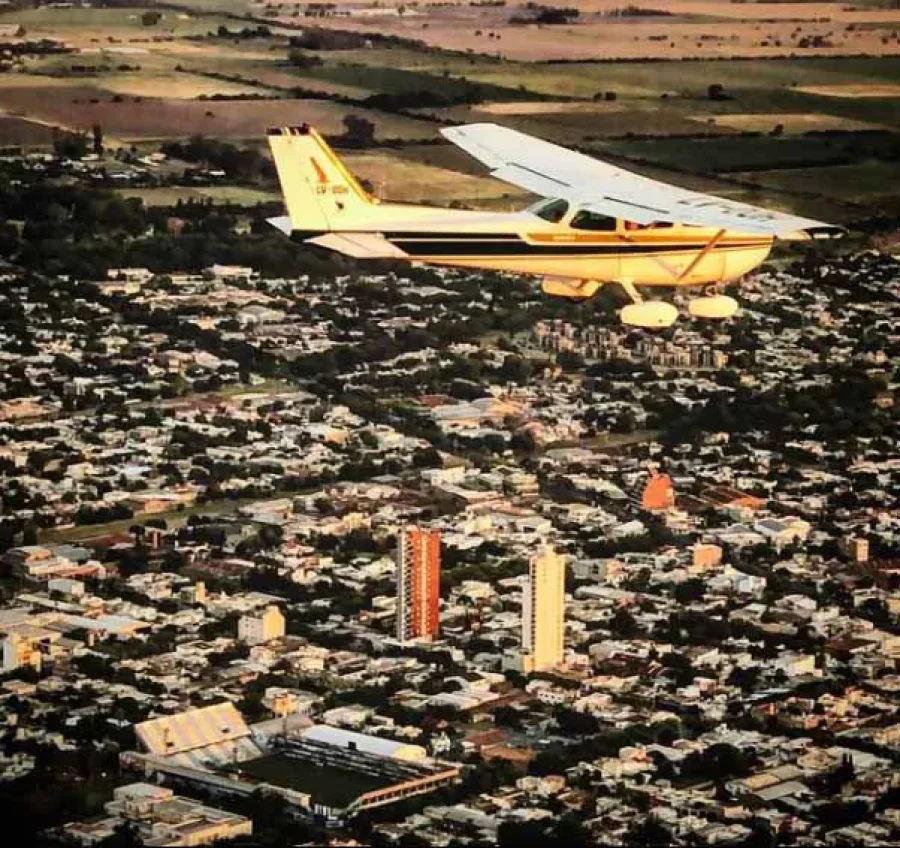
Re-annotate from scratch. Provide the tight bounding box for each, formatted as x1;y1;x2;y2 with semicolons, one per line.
238;752;394;808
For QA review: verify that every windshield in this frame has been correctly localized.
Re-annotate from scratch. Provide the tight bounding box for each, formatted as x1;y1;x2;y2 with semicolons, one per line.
534;198;570;224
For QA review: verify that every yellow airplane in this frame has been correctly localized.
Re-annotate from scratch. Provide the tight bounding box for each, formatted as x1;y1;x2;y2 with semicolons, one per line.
267;123;842;329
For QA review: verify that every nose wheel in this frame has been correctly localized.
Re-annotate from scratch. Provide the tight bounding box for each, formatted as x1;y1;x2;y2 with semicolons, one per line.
618;280;678;329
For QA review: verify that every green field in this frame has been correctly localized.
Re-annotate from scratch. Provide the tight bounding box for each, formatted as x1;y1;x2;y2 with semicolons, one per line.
116;185;281;206
294;60;543;103
598;133;900;173
319;49;900;99
735;161;900;207
238;753;395;808
293;49;900;141
591;134;900;222
0;6;234;35
157;0;251;11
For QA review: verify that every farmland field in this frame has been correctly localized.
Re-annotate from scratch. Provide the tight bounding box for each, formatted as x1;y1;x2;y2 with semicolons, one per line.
341;150;530;208
704;112;890;133
443;104;741;141
115;185;281;206
796;83;900;97
0;0;897;228
97;73;274;99
0;86;438;143
291;61;540;102
597;133;900;175
317;49;900;122
266;0;900;62
0;115;56;147
733;161;900;206
2;6;238;43
219;65;376;98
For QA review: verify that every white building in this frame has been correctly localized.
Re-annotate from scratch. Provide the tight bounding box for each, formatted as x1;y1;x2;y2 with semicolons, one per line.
238;605;285;645
521;546;566;673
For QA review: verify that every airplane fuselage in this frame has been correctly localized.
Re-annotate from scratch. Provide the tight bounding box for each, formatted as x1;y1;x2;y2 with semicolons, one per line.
294;202;774;290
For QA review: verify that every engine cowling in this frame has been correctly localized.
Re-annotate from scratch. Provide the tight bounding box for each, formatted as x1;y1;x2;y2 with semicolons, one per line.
688;294;739;320
620;301;679;329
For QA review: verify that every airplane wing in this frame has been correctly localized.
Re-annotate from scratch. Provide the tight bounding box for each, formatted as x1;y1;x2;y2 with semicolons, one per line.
442;123;843;238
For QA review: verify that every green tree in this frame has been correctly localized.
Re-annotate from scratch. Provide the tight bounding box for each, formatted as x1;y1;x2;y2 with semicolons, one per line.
97;821;143;847
92;123;104;156
342;114;376;147
52;129;88;160
625;815;673;846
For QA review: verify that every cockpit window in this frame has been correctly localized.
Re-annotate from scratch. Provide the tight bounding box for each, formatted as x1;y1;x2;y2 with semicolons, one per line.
570;210;618;231
535;198;570;224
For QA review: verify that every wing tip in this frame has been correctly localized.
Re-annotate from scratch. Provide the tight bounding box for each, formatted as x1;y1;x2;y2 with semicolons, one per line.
779;224;847;241
807;224;847;239
442;122;488;134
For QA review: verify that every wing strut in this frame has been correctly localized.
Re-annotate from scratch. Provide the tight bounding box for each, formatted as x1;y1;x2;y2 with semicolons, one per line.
676;228;727;283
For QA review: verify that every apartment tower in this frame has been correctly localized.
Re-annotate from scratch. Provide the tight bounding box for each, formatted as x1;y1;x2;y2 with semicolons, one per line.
396;527;441;643
522;545;566;673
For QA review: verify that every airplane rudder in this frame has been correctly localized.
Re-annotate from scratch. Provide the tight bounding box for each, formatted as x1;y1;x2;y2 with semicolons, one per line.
267;125;332;231
305;125;373;206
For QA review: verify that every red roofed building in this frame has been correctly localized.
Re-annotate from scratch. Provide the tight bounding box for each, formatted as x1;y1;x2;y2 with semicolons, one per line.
641;469;675;511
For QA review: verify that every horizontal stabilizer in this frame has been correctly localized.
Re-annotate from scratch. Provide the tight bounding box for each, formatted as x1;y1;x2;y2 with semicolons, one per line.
267;215;292;236
306;232;408;259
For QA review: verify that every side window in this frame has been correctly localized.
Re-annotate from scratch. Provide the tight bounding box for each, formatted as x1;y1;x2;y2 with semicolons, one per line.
570;210;618;231
624;221;674;231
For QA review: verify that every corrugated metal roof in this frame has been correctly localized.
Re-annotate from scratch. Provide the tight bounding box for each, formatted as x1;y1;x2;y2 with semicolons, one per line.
136;703;250;757
301;725;416;760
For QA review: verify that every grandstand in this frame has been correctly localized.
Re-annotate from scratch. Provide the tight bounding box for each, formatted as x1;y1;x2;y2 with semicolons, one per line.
134;703;262;769
299;725;427;763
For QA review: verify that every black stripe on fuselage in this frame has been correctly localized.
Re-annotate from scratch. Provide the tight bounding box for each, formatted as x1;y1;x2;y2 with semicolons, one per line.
389;239;763;257
381;232;521;241
291;230;523;244
292;229;766;256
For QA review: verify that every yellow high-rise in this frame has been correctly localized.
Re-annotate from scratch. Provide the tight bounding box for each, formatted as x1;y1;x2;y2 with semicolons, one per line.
521;546;566;673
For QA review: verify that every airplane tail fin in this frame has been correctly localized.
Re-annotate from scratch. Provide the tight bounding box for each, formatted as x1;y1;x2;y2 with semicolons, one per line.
267;124;375;234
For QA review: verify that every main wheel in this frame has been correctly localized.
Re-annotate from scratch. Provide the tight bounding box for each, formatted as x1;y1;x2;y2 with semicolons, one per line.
687;294;739;320
620;301;679;329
